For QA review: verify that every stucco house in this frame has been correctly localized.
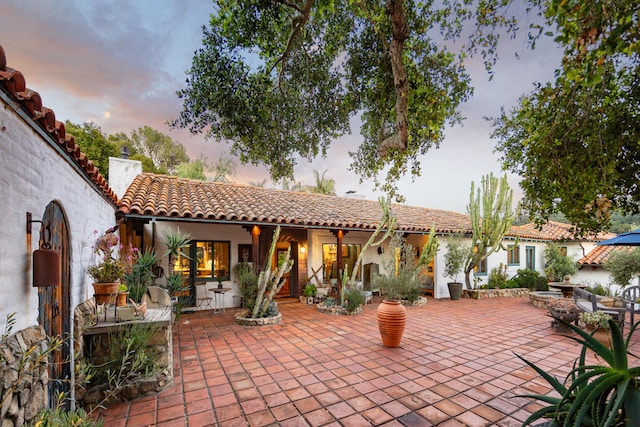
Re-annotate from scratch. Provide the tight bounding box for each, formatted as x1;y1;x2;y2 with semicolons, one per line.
0;41;621;419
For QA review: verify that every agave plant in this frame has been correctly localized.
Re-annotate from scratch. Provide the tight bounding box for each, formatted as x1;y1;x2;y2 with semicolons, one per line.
517;319;640;426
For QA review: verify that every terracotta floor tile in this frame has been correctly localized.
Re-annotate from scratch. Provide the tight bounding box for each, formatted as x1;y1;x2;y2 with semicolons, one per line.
100;298;640;427
304;408;336;427
187;411;217;426
271;402;300;421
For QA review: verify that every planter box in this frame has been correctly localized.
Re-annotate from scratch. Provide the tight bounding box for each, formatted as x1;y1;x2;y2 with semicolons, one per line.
463;288;529;299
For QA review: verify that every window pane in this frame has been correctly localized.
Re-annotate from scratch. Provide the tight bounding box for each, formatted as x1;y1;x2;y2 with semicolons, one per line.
196;242;213;278
213;242;230;279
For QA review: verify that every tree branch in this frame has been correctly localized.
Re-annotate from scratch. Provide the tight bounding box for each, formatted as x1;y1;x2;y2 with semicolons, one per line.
269;0;314;80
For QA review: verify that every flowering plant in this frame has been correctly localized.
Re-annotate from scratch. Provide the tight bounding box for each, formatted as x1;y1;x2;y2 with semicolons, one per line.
86;232;134;283
579;311;612;330
546;298;578;312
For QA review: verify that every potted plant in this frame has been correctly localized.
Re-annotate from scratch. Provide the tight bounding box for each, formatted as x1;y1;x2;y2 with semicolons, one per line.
87;232;128;305
546;298;578;332
579;311;612;346
116;283;129;307
517;319;640;426
443;237;468;300
374;230;438;347
123;248;158;304
303;284;316;304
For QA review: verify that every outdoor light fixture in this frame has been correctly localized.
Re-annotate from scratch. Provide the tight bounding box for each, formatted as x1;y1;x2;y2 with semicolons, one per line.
27;212;60;287
300;246;306;254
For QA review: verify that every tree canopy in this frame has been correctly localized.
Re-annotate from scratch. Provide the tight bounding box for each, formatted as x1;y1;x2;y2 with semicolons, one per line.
492;0;640;234
172;0;528;201
130;126;189;174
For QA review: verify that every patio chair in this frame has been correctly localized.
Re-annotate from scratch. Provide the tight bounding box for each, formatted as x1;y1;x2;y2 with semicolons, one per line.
621;285;640;326
573;288;626;331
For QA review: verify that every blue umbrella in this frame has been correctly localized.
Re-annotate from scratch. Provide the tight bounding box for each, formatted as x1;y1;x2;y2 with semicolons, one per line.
598;229;640;246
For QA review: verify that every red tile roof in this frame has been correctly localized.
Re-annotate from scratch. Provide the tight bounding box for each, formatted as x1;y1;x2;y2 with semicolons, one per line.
578;245;634;266
510;220;614;243
118;174;607;243
0;44;117;204
118;174;475;233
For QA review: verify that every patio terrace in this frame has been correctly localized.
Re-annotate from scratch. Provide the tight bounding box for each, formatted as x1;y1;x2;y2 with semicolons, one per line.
99;296;640;427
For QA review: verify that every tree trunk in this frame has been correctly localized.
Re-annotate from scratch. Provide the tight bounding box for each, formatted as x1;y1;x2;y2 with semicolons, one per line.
379;0;409;157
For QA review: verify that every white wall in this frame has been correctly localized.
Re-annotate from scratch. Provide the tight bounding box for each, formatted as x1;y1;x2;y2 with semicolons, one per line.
108;157;142;199
0;96;116;333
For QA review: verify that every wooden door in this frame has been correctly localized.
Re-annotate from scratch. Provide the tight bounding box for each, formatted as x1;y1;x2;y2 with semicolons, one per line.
38;201;71;408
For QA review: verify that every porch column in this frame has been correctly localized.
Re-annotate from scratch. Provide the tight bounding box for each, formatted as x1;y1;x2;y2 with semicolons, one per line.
251;225;260;266
332;229;347;297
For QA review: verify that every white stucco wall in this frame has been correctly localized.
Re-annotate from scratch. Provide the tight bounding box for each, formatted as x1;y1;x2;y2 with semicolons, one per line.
0;96;116;333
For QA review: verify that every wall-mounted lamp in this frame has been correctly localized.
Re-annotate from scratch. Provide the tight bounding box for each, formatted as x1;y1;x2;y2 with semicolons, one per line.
377;247;384;255
300;246;306;254
27;212;60;287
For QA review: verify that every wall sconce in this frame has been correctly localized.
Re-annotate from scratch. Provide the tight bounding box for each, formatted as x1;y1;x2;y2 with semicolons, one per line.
300;246;306;254
27;212;60;287
377;247;384;255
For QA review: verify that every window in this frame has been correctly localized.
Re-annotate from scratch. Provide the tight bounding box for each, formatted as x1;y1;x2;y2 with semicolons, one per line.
507;245;520;265
174;241;231;281
322;243;362;282
525;246;536;271
559;246;568;257
474;246;488;275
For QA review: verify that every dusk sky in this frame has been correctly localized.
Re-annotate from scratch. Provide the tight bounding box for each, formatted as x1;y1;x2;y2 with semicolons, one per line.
0;0;562;214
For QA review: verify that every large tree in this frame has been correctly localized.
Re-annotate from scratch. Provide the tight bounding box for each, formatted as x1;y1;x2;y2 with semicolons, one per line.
172;0;526;201
130;126;189;174
65;121;118;178
492;0;640;234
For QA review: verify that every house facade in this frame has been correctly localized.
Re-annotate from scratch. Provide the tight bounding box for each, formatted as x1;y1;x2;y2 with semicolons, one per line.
0;43;118;413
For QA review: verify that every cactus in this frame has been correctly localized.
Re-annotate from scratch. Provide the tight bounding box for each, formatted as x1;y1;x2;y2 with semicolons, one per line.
250;226;294;318
463;173;515;289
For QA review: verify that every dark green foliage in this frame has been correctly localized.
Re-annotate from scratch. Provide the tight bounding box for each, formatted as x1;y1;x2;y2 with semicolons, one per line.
506;269;548;291
585;283;616;297
604;247;640;288
262;302;278;318
517;319;640;426
324;296;336;307
487;264;508;289
31;407;103;427
172;0;526;201
235;262;258;312
123;249;157;304
344;288;365;313
544;243;578;282
492;0;640;234
91;323;160;386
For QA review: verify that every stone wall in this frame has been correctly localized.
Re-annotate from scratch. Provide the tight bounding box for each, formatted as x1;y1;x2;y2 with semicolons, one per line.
0;325;48;426
462;288;530;299
73;298;173;408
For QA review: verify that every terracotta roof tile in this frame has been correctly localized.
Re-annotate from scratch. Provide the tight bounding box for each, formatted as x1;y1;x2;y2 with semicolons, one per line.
0;44;117;204
578;245;634;266
118;174;475;233
509;220;614;242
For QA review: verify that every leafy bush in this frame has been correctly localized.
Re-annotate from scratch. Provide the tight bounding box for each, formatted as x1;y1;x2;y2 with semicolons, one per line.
585;282;616;297
235;262;258;311
506;269;548;290
487;263;508;288
604;247;640;288
544;243;578;281
32;406;103;427
344;288;365;312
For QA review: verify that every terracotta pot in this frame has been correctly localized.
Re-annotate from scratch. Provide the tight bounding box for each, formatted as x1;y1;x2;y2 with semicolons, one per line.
92;282;120;305
116;291;129;307
586;325;611;347
377;300;407;348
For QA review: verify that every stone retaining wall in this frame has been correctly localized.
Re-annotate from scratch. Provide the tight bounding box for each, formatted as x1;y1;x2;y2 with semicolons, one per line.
74;299;173;408
462;288;530;299
0;325;48;426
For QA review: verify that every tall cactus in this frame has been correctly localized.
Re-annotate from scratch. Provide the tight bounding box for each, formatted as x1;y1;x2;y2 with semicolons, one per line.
250;226;294;318
463;173;515;289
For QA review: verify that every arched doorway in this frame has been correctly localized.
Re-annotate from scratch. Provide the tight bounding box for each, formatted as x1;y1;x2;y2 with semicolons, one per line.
37;201;71;408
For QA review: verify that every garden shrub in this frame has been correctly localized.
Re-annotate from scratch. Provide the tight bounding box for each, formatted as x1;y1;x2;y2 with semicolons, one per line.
507;269;548;290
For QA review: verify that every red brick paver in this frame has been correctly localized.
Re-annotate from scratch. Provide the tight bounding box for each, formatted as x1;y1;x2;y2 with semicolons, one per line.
99;296;640;426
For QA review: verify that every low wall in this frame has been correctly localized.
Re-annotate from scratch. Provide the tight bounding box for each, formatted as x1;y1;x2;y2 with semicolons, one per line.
0;325;48;426
74;299;173;408
462;288;530;299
